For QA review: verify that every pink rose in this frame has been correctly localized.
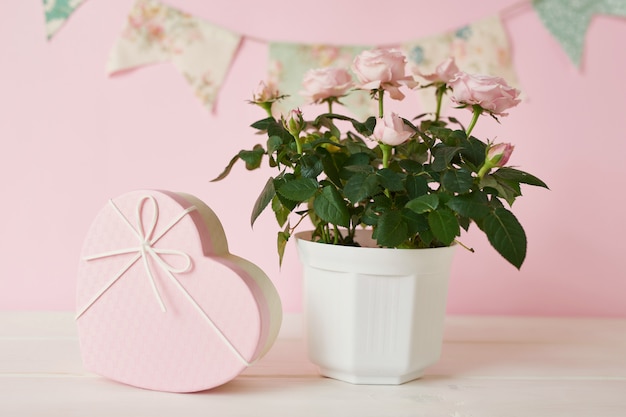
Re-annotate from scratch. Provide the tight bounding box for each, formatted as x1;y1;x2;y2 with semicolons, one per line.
413;57;460;83
252;81;280;103
449;72;521;116
352;48;416;100
486;143;514;167
300;67;353;103
372;113;414;146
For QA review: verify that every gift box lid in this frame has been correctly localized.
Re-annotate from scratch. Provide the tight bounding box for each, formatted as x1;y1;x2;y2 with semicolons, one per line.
76;190;282;392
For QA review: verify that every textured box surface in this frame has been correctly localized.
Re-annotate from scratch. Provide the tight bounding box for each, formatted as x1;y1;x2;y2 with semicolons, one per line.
76;190;281;392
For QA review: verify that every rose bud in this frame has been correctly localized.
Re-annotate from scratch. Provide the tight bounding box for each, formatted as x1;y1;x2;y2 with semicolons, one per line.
282;108;306;138
486;143;514;167
372;112;414;146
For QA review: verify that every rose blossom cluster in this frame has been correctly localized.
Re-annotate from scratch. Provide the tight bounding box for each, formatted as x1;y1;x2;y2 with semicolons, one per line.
216;46;545;266
262;48;521;173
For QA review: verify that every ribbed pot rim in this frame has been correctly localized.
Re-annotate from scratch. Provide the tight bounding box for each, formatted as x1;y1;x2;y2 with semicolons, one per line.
295;230;456;275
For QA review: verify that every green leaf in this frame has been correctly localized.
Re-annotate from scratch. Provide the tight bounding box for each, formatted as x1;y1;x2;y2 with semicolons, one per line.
300;154;323;178
406;194;439;214
489;196;505;209
314;114;374;136
497;177;522;198
428;126;454;142
493;167;549;189
375;210;408;247
418;229;434;247
360;206;379;226
401;208;429;235
444;130;467;146
459;216;471;231
447;116;464;128
399;159;423;174
313;186;350;227
277;226;290;267
343;164;375;174
404;174;429;199
250;117;275;131
273;176;298;211
266;135;283;155
271;195;290;227
350;116;376;136
267;119;291;141
461;136;487;167
314;114;341;138
344;172;379;204
431;145;463;172
345;136;376;157
371;193;392;211
319;149;344;187
277;177;319;202
345;152;371;166
484;207;527;269
340;152;373;180
250;177;276;227
479;175;498;190
377;168;405;192
428;207;460;245
441;168;474;193
480;175;518;205
211;154;240;182
238;144;265;170
446;192;491;219
494;178;520;205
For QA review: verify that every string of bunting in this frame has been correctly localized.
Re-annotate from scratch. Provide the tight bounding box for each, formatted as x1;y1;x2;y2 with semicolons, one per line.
42;0;626;114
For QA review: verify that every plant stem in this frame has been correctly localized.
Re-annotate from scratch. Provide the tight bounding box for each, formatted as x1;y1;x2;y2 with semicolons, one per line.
380;143;392;198
259;102;273;118
434;84;445;122
381;144;392;169
477;161;493;180
454;239;475;253
324;224;331;244
328;100;333;114
378;88;384;118
295;135;303;155
465;105;482;138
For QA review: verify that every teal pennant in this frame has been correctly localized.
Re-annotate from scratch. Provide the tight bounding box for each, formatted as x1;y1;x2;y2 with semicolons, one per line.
532;0;626;67
43;0;86;39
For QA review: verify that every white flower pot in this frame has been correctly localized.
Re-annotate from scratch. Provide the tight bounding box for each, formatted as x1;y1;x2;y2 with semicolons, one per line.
295;230;456;385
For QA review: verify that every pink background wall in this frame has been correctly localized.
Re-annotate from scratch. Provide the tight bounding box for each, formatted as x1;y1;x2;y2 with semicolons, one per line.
1;0;625;315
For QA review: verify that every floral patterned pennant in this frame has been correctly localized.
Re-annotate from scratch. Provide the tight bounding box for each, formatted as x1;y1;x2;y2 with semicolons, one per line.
268;43;377;119
532;0;626;67
107;0;241;111
43;0;86;39
402;15;519;112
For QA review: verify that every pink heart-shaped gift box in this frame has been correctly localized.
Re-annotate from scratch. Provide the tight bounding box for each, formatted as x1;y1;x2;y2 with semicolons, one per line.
76;190;282;392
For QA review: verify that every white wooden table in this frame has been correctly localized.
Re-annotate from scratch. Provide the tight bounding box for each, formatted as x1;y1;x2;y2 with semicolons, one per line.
1;312;625;416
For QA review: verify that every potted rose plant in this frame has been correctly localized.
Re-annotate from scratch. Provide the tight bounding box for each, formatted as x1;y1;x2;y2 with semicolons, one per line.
213;48;547;384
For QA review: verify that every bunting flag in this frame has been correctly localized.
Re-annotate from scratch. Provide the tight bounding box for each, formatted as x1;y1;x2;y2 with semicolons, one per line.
43;0;85;39
402;15;519;113
268;44;376;119
532;0;626;67
106;0;242;111
40;0;626;113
